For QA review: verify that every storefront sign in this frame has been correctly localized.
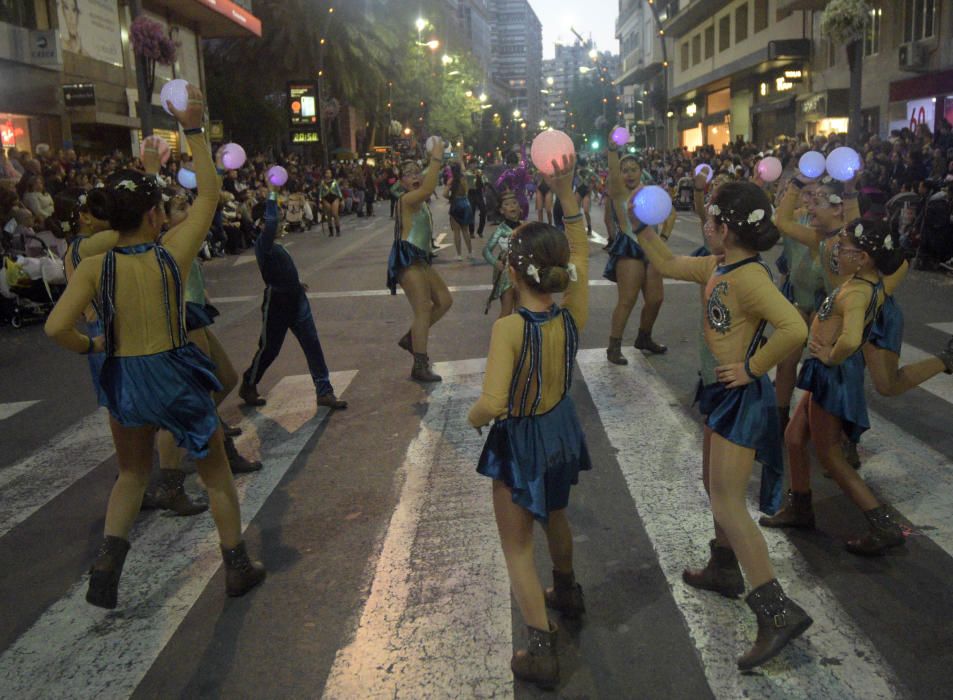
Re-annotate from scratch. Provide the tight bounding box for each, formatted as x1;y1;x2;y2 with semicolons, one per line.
63;83;96;108
288;82;318;129
291;132;319;144
29;30;62;67
905;97;935;131
209;120;225;140
56;0;123;67
801;94;826;116
783;69;804;83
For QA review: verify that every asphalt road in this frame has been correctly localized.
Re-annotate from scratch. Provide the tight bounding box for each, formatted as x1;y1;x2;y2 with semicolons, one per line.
1;198;952;699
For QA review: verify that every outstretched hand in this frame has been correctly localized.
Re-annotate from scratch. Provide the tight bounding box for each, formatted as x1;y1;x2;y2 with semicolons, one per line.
541;154;575;197
141;136;162;175
167;84;205;131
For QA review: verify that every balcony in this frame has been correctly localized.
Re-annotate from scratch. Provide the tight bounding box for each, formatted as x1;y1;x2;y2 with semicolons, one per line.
662;0;732;38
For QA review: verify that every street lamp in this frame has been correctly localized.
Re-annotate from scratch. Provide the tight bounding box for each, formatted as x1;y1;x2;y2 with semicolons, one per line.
425;39;440;50
513;109;521;118
588;48;598;60
415;17;427;32
479;92;487;102
441;54;452;65
546;76;554;86
579;66;592;74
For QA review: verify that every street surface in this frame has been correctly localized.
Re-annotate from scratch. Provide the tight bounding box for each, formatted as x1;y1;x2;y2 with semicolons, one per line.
1;200;952;699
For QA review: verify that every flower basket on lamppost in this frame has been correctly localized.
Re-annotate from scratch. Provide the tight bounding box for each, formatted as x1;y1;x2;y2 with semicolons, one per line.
821;0;869;144
130;15;177;137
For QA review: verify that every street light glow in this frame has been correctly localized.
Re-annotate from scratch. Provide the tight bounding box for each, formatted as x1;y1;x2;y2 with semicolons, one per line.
441;54;452;65
415;17;427;32
588;49;598;60
546;76;554;86
513;109;521;118
579;66;592;74
479;93;487;102
426;39;440;50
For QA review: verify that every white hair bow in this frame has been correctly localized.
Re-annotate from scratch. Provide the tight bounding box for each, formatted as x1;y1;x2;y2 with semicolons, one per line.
566;263;578;281
526;263;541;283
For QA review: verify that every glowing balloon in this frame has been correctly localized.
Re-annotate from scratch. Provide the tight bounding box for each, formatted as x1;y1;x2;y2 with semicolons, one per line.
610;126;629;147
798;151;826;179
267;165;289;187
425;135;442;153
177;168;197;190
530;129;575;175
632;185;673;226
160;79;190;116
140;135;171;165
221;143;247;170
826;146;862;182
694;163;713;183
756;156;783;183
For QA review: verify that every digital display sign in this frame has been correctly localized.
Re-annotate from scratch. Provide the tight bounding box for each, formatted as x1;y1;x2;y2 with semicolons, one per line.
292;132;319;144
288;82;318;128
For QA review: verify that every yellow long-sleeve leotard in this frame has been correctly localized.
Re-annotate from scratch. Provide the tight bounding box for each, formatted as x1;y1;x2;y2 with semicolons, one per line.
468;212;589;428
811;277;884;366
45;133;220;356
638;233;807;379
65;229;120;323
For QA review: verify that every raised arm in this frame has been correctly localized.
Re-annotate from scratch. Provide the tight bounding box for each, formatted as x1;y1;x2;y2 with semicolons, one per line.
776;182;820;250
45;257;102;353
402;140;444;208
67;230;119;277
468;318;518;427
637;221;714;284
607;146;625;198
883;259;909;296
548;155;589;329
256;189;280;255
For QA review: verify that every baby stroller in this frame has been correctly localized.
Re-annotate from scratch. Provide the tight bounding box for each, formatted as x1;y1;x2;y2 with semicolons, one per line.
284;194;306;233
0;234;66;328
674;176;694;211
886;191;921;252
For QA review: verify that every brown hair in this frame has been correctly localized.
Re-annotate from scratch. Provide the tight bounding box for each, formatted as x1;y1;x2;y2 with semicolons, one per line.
508;222;571;294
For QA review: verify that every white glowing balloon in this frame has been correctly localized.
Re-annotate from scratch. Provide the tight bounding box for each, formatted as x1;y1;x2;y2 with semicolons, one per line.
798;151;826;179
160;79;190;116
177;168;197;190
632;185;673;226
826;146;862;182
694;163;713;183
756;156;783;183
221;143;247;170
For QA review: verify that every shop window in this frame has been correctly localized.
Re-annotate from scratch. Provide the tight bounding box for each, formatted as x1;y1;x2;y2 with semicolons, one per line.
682;124;703;151
0;0;37;28
754;0;768;33
904;0;936;42
864;7;882;56
705;25;714;59
735;3;748;43
707;123;730;149
681;42;689;71
707;88;731;114
692;34;701;65
719;15;730;52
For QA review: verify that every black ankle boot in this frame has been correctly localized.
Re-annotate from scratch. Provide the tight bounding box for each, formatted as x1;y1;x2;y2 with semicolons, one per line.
634;330;667;354
682;539;745;598
221;541;266;597
846;505;905;556
143;470;208;516
759;490;815;529
224;434;263;473
86;535;131;609
545;569;586;619
511;622;559;689
411;353;441;382
737;579;812;670
607;337;628;365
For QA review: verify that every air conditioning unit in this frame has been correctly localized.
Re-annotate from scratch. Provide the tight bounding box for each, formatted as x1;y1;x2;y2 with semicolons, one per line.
899;43;927;72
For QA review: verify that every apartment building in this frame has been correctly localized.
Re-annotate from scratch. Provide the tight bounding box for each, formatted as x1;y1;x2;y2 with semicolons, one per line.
489;0;543;123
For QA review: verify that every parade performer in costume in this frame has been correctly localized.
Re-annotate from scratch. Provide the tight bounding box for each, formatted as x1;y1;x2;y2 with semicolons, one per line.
574;157;597;236
469;154;588;690
637;181;812;670
444;157;473;261
319;169;343;237
467;166;487;238
387;141;453;382
604;141;667;365
45;87;265;609
495;150;531;219
483;191;522;318
239;183;348;411
534;169;553;224
760;219;939;554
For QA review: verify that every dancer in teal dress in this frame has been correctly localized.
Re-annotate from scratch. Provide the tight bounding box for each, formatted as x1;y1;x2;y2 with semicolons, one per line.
483;191;522;317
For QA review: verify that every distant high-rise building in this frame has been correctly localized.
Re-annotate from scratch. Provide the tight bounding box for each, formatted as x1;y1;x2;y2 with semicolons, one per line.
489;0;543;124
543;41;620;131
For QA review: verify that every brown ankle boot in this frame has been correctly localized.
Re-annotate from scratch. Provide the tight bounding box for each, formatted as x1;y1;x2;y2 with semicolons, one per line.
607;337;628;365
221;541;266;597
634;329;667;354
737;579;812;670
845;505;905;556
143;470;208;516
759;490;815;529
511;623;559;689
397;331;414;356
544;569;585;619
411;353;442;382
86;535;131;609
682;539;745;598
224;435;263;474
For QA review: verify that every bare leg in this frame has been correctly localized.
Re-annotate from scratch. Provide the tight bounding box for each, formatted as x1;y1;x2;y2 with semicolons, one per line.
451;220;463;256
493;479;548;630
786;394;813;493
863;344;946;397
398;264;435;355
205;329;239;405
609;257;644;339
194;427;242;548
638;263;665;334
104;418;156;538
807;398;880;511
542;508;573;574
702;426;730;546
424;265;453;327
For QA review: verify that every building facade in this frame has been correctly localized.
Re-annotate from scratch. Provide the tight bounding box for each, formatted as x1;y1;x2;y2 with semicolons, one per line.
489;0;543;123
0;0;261;157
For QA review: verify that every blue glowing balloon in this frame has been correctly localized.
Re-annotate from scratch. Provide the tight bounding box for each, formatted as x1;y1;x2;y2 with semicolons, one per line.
177;168;197;190
632;185;673;226
160;79;190;116
825;147;862;182
798;151;826;179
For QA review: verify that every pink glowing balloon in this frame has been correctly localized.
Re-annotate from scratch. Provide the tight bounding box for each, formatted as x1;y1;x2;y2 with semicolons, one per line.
610;126;629;147
221;143;247;170
756;156;783;183
140;135;171;165
530;129;575;175
694;163;713;183
267;165;288;187
160;79;190;116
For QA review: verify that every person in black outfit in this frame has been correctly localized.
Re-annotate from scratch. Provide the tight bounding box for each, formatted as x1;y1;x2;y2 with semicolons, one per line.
467;167;487;238
239;186;348;411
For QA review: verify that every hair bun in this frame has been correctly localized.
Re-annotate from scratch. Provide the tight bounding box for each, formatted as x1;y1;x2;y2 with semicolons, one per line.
86;188;115;222
537;265;571;294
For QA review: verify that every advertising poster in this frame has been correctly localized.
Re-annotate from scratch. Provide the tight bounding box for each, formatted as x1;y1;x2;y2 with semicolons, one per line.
57;0;123;67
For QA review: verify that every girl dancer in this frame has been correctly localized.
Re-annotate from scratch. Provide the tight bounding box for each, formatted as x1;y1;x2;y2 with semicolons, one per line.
574;157;596;236
45;87;264;608
387;141;452;382
444;157;473;261
495;150;531;219
604;142;667;365
482;191;522;318
534;169;553;224
319;169;343;237
637;182;812;670
469;154;587;689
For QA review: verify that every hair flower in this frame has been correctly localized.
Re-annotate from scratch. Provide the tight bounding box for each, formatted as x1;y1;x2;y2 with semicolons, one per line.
854;223;864;238
828;194;843;205
747;209;765;224
883;235;894;250
708;204;721;216
566;262;578;282
116;180;138;192
526;263;541;283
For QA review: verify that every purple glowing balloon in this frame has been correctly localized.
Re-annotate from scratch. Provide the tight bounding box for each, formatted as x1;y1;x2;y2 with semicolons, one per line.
610;126;629;147
694;163;713;183
530;129;575;175
177;168;197;190
826;146;862;182
221;143;246;171
798;151;826;179
160;79;190;116
632;185;673;226
267;165;289;187
756;156;783;183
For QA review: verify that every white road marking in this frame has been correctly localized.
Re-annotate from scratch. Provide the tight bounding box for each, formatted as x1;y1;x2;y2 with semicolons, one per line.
321;364;512;699
897;343;953;405
0;400;40;421
928;322;953;335
577;349;902;699
0;372;356;699
233;254;257;267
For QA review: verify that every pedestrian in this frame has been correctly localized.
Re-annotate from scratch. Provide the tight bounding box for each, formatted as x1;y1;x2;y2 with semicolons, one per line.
468;153;588;690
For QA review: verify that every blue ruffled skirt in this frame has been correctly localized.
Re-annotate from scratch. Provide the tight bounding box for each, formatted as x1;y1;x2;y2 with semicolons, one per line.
99;343;223;458
690;245;710;257
477;396;592;522
775;250;790;276
796;354;869;442
450;196;473;226
603;233;645;282
86;320;108;408
387;240;432;295
185;301;219;332
868;296;903;355
695;376;784;515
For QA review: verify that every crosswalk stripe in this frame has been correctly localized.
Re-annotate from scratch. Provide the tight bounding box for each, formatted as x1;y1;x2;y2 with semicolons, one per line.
897;343;953;405
0;408;114;539
0;400;40;421
577;348;902;698
0;371;356;699
928;321;953;336
321;364;512;699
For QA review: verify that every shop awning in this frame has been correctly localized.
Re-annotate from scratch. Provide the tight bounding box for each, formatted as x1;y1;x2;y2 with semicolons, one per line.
889;69;953;103
145;0;262;38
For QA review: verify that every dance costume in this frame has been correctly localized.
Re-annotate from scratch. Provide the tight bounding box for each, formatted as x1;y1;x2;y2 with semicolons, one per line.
780;214;825;313
449;193;473;227
183;258;219;332
603;193;646;282
386;194;433;294
495;160;531;219
867;262;908;355
483;218;520;301
320;179;343;203
469;211;591;521
639;234;807;513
